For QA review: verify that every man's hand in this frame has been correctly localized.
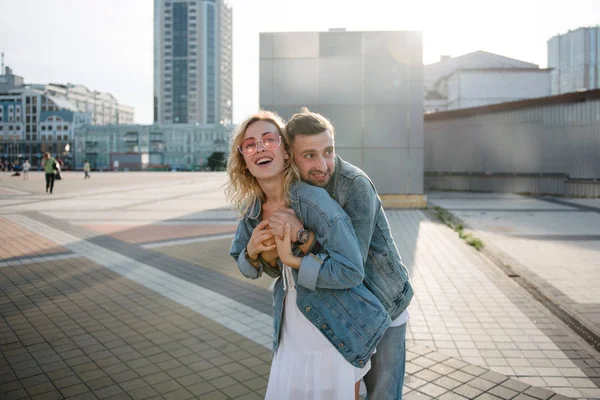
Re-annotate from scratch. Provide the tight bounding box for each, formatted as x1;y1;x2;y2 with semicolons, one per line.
275;223;301;269
269;208;303;243
247;220;276;260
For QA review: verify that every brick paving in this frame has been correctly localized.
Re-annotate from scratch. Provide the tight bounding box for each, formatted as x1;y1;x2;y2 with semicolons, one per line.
0;217;70;261
0;172;599;399
428;193;600;351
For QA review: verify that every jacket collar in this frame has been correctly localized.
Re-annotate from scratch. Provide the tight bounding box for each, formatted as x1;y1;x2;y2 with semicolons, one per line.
324;155;343;198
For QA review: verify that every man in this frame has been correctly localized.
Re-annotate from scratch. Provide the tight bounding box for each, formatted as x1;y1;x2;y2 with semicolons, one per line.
269;108;413;399
83;160;91;179
42;152;56;194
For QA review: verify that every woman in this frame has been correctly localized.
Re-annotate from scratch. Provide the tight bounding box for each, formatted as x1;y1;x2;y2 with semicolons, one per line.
42;152;56;193
227;111;390;399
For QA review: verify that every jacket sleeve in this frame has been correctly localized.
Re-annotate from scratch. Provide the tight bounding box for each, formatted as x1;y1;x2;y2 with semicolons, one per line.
341;176;379;264
230;221;281;280
296;197;365;291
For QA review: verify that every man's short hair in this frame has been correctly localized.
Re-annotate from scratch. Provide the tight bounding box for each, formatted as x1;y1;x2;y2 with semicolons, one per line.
286;107;335;144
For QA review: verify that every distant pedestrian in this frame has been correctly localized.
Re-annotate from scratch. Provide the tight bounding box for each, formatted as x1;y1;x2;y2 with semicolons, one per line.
22;160;31;180
42;152;56;194
83;160;91;179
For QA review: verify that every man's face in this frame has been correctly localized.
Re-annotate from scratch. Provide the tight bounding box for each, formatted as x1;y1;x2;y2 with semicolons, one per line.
292;130;335;187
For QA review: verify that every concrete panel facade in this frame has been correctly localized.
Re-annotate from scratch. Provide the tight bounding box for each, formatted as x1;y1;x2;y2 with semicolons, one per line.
260;30;424;199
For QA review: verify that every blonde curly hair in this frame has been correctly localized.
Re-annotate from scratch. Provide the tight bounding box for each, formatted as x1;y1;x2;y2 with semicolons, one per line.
225;110;299;215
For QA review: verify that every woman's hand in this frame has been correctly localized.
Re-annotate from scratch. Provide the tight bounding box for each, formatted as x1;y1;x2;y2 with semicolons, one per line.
275;223;301;269
247;220;276;260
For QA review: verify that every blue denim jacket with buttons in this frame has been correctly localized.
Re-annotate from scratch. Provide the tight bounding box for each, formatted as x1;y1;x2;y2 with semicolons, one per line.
229;180;391;367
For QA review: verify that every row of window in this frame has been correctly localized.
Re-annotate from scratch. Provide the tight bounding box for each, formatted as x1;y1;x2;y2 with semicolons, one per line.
0;135;68;141
0;105;22;113
41;135;70;141
0;126;21;131
165;3;197;10
41;125;69;131
0;115;21;122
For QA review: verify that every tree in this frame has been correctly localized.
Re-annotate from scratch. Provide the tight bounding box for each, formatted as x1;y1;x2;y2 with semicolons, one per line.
207;152;226;171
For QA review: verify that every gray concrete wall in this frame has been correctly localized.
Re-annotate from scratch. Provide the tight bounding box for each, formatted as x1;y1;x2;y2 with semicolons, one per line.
424;97;600;196
260;30;424;196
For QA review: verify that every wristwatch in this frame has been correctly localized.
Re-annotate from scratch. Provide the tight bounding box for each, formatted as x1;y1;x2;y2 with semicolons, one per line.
295;227;310;245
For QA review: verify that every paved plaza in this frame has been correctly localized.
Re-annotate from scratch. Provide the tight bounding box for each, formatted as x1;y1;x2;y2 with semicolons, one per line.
0;171;599;399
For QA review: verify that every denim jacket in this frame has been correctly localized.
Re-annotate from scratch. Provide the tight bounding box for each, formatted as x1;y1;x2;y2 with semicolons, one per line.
324;156;414;320
230;181;391;367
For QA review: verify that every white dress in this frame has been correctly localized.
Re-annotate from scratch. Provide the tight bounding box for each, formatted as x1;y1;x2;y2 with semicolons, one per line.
265;266;371;400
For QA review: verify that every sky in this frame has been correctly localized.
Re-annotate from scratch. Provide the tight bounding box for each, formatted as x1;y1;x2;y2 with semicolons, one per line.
1;0;600;124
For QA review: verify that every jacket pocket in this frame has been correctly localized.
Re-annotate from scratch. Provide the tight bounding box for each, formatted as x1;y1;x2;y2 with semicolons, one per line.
365;250;408;309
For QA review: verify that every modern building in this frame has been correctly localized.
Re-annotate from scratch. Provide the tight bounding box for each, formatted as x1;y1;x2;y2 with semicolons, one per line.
73;123;229;171
548;27;600;94
260;29;426;206
260;29;425;207
425;51;551;112
24;83;135;125
0;66;24;93
0;85;91;167
424;89;600;197
0;66;134;167
154;0;233;126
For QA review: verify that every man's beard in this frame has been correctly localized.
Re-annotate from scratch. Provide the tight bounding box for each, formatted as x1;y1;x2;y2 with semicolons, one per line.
305;169;332;187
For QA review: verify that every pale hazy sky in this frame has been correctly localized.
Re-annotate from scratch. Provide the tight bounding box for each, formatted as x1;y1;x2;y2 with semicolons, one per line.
1;0;599;124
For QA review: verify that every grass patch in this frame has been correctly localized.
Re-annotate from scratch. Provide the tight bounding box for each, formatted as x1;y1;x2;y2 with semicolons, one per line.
433;206;484;251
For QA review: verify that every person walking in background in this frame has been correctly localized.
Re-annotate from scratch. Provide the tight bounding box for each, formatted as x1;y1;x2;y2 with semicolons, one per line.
22;159;31;180
42;152;56;194
83;160;91;179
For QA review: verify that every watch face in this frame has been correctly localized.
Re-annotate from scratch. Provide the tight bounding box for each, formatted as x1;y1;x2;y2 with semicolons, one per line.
297;228;310;244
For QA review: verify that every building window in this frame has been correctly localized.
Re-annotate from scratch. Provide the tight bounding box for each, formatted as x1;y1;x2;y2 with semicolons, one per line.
41;135;46;140
57;125;62;131
63;125;68;130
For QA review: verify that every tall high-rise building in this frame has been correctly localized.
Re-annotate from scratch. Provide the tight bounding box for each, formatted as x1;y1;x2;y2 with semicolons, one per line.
154;0;232;125
548;27;600;94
